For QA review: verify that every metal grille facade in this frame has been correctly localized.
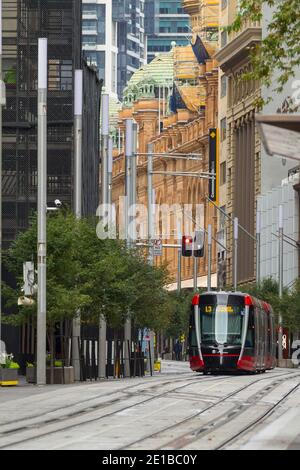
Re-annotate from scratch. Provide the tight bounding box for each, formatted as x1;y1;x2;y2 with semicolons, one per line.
2;0;100;248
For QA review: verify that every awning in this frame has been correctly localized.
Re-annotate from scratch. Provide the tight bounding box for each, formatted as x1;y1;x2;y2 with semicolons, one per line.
256;114;300;162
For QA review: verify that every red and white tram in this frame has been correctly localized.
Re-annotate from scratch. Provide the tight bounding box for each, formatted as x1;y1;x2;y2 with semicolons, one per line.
189;292;276;374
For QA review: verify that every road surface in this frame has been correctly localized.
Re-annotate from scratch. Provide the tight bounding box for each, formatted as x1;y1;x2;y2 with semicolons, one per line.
0;361;299;450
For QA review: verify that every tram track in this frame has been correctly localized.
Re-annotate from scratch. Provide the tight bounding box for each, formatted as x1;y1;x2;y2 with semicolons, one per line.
0;372;195;429
0;373;229;449
119;369;300;450
216;379;300;450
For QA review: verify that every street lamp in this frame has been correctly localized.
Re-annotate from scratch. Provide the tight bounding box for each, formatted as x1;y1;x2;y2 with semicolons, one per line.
37;37;48;386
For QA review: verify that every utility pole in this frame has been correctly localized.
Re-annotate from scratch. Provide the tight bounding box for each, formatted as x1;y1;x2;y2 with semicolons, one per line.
147;143;154;266
256;211;261;286
207;224;212;291
107;137;113;206
233;217;238;292
193;257;198;291
177;221;181;294
73;69;83;381
98;92;109;379
0;0;4;356
37;38;48;386
101;93;109;206
125;119;133;243
124;119;134;378
130;123;137;243
278;204;284;362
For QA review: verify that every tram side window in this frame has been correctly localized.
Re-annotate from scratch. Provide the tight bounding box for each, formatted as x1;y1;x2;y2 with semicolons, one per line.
245;309;255;348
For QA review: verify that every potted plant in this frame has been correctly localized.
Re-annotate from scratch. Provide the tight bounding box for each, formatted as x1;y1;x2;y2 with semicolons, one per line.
0;354;20;386
25;358;74;384
26;362;36;383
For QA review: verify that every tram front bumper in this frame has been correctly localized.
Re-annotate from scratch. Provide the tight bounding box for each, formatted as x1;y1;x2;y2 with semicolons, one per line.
202;354;239;371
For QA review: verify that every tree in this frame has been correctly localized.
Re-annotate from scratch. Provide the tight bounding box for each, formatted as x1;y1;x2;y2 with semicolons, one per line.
2;212;172;349
227;0;300;105
242;277;300;331
165;290;194;339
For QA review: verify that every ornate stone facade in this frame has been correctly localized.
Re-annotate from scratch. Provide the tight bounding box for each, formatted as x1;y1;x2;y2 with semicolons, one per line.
111;2;220;289
215;8;262;286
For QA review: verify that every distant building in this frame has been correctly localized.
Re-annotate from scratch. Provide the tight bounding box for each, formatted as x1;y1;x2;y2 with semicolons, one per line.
145;0;190;63
82;0;146;99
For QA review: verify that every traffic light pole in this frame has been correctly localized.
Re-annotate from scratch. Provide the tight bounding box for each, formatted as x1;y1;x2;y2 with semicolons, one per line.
193;257;198;291
37;38;47;386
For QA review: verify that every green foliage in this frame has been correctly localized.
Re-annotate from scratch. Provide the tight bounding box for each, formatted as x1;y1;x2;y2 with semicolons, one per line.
226;0;300;105
1;354;20;369
165;290;194;338
2;211;171;333
242;277;300;331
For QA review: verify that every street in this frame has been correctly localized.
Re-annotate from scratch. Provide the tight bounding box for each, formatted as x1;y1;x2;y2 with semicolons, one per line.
0;361;300;450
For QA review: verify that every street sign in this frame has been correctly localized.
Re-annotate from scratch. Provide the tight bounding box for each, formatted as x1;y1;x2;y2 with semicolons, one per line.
153;238;162;256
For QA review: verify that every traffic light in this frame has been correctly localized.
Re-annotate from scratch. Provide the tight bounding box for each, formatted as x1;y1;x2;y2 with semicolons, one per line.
193;229;205;258
182;235;193;257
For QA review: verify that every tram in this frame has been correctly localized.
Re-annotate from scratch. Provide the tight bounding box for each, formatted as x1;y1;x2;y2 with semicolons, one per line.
188;292;277;374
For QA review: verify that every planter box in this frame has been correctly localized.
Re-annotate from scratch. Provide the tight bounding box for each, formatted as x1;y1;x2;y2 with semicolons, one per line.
26;367;36;383
26;366;74;384
0;368;19;386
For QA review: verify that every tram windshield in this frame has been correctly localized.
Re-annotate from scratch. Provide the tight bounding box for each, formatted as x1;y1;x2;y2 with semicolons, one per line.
199;294;246;346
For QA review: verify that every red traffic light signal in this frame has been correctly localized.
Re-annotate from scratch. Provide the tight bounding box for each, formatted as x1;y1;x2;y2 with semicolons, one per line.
182;235;193;257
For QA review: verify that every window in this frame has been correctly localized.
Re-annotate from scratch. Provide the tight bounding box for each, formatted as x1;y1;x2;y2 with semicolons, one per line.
220;118;227;141
221;0;228;9
220;206;226;229
221;31;227;48
220;162;226;186
221;75;227;98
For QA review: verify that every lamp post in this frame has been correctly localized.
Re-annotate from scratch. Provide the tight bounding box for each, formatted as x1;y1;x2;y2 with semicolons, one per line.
73;69;83;381
0;0;4;357
98;92;109;379
124;119;134;378
37;38;48;386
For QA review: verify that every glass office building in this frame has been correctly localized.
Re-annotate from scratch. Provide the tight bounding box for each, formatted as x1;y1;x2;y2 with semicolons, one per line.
145;0;190;63
82;1;146;98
